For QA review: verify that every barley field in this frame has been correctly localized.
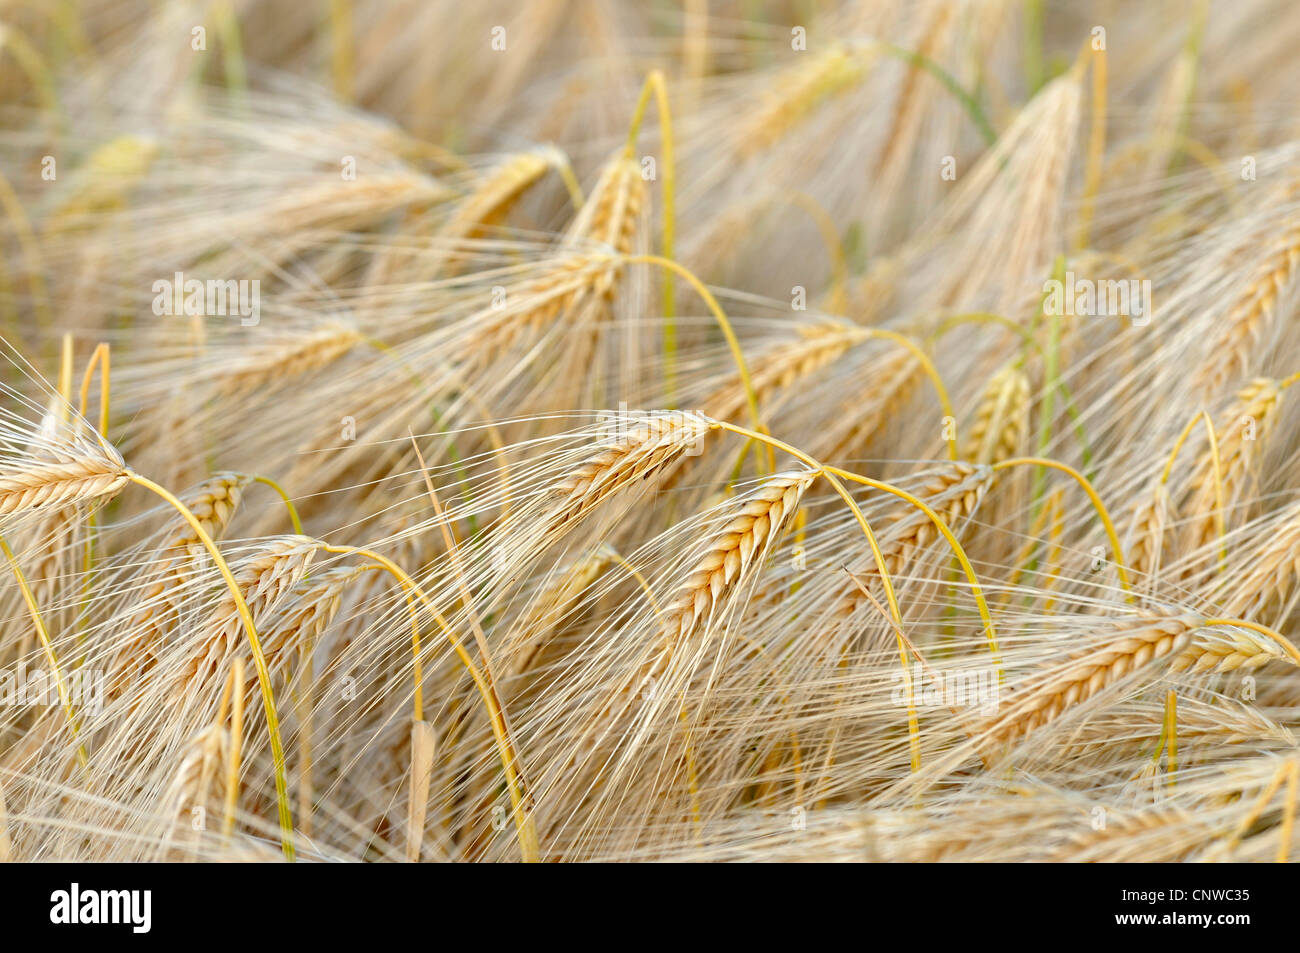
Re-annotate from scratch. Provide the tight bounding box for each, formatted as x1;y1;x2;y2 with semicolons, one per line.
0;0;1299;864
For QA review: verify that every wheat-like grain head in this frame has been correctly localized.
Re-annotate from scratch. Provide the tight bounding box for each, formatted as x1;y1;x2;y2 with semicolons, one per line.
218;325;363;395
546;411;712;532
659;470;817;647
174;536;319;694
0;442;128;519
963;362;1030;465
1195;219;1300;397
983;613;1196;747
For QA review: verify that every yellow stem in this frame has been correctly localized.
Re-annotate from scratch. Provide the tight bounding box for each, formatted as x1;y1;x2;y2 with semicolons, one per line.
127;472;294;860
553;155;585;211
77;342;111;436
1281;761;1298;863
0;533;87;770
1159;411;1203;484
1164;689;1177;789
1221;759;1289;859
251;475;303;535
710;420;919;770
862;329;957;460
735;191;849;314
929;311;1032;348
1160;411;1224;570
993;456;1132;597
320;544;539;863
826;466;1002;682
222;657;244;839
625;255;766;468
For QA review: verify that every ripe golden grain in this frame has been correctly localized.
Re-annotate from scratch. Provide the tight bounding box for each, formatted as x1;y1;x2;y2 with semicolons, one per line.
963;363;1030;465
0;450;128;518
1197;222;1300;396
984;614;1196;746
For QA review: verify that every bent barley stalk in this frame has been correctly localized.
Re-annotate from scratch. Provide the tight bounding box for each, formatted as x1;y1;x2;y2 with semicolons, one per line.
841;462;992;611
660;471;816;647
588;471;817;743
115;472;256;687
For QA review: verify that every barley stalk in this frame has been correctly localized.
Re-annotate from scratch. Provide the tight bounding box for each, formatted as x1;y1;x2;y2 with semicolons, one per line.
0;450;128;518
842;462;992;611
704;321;866;421
739;45;871;155
176;536;318;692
984;614;1196;746
660;470;816;646
218;325;362;395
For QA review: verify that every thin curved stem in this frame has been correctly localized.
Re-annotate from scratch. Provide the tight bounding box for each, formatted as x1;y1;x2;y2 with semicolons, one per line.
993;456;1132;597
0;533;87;770
929;311;1033;349
625;255;763;453
709;419;920;770
222;657;244;840
552;153;585;211
77;342;111;436
861;328;957;460
1160;411;1204;484
251;475;303;535
1282;761;1299;863
826;466;1003;682
1160;410;1224;570
735;191;849;314
127;471;295;860
76;343;111;647
1164;689;1177;790
319;544;539;863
